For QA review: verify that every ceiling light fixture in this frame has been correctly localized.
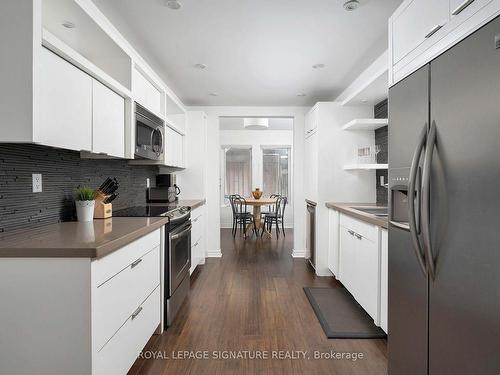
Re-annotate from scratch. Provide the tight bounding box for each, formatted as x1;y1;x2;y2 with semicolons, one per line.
166;0;182;10
343;0;360;11
194;63;207;69
312;63;325;69
243;118;269;130
209;92;218;96
62;21;76;28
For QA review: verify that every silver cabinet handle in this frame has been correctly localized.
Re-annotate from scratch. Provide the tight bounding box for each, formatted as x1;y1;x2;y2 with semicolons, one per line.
452;0;475;15
193;217;199;222
171;224;192;240
425;24;443;39
193;241;198;247
131;258;142;268
347;230;355;236
422;121;437;280
408;123;428;277
131;306;143;320
354;233;362;240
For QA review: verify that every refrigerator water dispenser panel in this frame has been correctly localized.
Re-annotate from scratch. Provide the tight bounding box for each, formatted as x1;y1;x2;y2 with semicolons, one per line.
389;167;418;226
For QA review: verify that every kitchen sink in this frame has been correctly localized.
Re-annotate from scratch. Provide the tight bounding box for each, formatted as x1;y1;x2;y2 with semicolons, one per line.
350;206;388;217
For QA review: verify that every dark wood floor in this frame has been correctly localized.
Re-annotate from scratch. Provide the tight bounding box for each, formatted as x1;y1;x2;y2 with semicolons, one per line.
129;229;387;375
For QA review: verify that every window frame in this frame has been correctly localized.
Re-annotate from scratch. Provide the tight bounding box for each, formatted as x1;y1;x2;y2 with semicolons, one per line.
260;145;292;204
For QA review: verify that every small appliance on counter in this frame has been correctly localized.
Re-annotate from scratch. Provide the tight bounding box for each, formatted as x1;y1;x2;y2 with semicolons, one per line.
147;174;181;203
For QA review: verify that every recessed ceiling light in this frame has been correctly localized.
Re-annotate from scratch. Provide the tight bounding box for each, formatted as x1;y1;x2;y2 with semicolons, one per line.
343;0;360;11
62;21;76;28
296;93;307;97
361;99;368;103
312;63;325;69
166;0;182;10
194;63;207;70
209;92;218;96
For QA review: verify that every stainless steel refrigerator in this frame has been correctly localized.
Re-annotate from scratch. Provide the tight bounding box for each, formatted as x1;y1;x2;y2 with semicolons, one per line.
388;15;500;375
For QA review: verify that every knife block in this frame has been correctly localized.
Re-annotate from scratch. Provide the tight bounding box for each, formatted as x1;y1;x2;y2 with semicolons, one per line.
94;192;113;219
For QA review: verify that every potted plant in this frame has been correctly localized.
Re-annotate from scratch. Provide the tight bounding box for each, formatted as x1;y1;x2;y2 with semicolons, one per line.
75;187;96;222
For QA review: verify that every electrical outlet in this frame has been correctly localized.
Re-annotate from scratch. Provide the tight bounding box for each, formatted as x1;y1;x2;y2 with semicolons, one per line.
146;178;150;188
32;173;42;193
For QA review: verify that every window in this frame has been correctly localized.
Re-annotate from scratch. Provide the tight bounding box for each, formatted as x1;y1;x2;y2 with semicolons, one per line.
262;147;290;199
223;147;252;202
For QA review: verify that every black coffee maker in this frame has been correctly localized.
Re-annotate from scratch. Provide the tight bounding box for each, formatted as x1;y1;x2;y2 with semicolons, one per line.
147;174;180;203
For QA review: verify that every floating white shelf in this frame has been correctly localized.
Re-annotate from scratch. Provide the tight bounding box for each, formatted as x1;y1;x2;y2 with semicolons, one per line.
344;164;388;170
342;118;388;131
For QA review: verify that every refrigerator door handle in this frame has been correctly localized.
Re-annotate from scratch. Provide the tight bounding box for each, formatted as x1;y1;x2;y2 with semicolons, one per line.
422;121;437;280
408;123;428;277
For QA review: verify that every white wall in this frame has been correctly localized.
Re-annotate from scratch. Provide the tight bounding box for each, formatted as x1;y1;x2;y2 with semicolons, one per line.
219;129;294;228
188;106;309;258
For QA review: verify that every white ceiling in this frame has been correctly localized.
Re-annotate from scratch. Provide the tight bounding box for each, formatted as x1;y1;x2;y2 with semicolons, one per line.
219;117;294;131
93;0;402;106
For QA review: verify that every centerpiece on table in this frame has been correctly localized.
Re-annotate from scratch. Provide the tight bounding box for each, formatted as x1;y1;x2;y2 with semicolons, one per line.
75;187;97;222
252;188;263;199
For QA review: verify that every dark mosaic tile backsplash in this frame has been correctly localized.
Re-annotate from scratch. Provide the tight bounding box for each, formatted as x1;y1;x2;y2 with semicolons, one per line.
0;144;158;237
375;99;388;205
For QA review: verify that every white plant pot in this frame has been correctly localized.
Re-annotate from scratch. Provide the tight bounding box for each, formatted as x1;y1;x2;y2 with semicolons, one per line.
76;200;95;222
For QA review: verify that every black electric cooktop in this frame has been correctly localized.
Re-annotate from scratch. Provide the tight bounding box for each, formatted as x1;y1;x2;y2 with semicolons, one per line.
113;205;190;218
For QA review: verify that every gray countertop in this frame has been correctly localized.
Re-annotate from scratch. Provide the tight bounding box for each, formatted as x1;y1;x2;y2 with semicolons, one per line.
325;202;388;229
0;199;206;258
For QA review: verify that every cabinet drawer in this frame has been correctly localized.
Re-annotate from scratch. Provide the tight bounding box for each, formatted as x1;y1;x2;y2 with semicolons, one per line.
94;286;160;375
91;229;160;287
93;246;160;352
340;214;377;242
191;211;203;243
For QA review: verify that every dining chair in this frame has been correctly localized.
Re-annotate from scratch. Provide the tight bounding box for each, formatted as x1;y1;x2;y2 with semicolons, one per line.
260;193;280;221
231;196;258;238
261;196;287;238
228;194;242;237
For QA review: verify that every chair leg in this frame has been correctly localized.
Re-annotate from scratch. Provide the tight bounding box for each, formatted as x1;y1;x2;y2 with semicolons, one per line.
232;218;236;237
281;220;285;237
275;219;279;238
252;217;258;237
261;217;266;237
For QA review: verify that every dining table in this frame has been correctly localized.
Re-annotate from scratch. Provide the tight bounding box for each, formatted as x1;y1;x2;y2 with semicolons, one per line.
244;197;278;238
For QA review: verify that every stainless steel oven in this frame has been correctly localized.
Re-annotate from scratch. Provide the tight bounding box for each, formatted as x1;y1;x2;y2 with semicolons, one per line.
135;103;164;160
165;210;191;326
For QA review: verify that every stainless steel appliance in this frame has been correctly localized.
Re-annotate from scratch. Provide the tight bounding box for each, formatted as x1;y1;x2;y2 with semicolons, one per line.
147;174;181;203
306;201;316;269
388;16;500;375
113;205;191;328
134;103;164;160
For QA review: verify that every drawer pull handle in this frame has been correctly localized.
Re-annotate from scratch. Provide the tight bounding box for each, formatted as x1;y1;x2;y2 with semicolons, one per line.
355;233;362;240
131;258;142;268
131;306;143;320
193;218;199;222
425;24;443;39
452;0;475;15
347;230;355;236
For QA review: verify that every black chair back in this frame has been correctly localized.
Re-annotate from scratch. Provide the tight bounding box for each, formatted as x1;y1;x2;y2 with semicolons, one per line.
233;196;248;215
276;196;287;218
267;194;281;212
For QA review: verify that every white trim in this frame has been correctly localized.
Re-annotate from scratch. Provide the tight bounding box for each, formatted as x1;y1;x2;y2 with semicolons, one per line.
206;249;223;258
291;249;306;258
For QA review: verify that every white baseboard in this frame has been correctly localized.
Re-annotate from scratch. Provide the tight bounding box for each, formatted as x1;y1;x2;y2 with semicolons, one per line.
206;249;222;258
291;249;306;258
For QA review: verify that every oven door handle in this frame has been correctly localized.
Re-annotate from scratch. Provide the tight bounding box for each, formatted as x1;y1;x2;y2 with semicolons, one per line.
170;224;192;240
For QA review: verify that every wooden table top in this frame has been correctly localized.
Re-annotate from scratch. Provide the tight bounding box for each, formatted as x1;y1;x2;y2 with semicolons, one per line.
244;197;277;205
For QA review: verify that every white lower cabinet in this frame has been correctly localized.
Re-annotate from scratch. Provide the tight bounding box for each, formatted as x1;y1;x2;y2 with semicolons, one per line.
380;228;388;333
190;205;206;273
332;211;387;328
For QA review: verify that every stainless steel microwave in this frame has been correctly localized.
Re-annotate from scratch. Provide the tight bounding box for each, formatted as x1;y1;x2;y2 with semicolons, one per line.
135;103;164;160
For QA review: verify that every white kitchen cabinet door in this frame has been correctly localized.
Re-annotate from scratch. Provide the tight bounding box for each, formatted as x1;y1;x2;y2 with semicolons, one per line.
134;69;161;116
380;229;388;332
304;132;318;202
164;127;184;168
38;47;92;152
92;80;125;158
339;226;358;298
392;0;449;64
355;233;379;321
305;106;318;137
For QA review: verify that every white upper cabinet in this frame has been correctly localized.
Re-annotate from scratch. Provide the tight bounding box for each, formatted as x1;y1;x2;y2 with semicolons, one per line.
164;127;184;168
305;106;318;137
392;0;449;64
133;68;162;116
38;47;92;152
390;0;500;85
92;80;125;158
